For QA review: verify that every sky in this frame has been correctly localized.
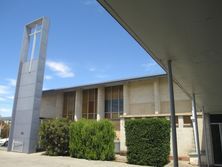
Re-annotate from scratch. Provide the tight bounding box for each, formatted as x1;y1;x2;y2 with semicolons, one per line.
0;0;164;117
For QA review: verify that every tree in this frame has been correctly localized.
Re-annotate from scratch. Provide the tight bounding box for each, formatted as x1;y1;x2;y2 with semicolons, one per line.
0;121;10;138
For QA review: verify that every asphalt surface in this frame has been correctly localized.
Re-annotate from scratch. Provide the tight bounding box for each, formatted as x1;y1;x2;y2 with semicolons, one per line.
0;149;195;167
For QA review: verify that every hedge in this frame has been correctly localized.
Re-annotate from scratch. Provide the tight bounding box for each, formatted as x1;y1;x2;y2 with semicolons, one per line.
125;118;170;167
69;119;115;160
39;118;70;156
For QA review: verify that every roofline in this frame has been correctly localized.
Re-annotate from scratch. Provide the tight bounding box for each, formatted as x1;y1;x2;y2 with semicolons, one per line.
43;74;166;94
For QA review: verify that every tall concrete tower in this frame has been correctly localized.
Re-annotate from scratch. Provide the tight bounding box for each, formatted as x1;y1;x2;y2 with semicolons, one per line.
8;17;49;153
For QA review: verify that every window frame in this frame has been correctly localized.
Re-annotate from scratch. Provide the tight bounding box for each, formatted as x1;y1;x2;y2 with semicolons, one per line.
63;91;76;120
105;85;123;120
82;88;97;119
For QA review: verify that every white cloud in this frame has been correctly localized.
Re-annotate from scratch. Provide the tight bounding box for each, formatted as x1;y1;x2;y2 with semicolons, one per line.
0;97;6;101
44;75;53;80
0;108;11;116
0;85;9;95
6;96;14;100
46;61;75;78
89;67;96;72
0;79;16;117
6;78;16;87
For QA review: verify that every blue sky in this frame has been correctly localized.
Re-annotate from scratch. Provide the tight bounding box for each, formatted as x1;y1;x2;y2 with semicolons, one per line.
0;0;164;117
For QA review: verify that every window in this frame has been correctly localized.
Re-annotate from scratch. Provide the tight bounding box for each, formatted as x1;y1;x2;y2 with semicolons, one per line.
63;91;75;120
82;89;97;119
105;85;123;119
183;116;192;127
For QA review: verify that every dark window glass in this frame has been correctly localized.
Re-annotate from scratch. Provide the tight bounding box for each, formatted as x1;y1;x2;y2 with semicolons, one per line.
184;116;192;127
105;85;123;119
82;89;97;119
119;99;123;113
63;91;75;120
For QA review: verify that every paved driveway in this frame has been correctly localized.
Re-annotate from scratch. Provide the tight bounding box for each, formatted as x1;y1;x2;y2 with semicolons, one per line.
0;149;194;167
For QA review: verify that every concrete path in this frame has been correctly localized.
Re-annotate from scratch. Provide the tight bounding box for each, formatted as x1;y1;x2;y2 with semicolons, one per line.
0;149;195;167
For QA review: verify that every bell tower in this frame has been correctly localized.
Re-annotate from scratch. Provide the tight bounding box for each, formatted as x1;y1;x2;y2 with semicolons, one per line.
8;17;49;153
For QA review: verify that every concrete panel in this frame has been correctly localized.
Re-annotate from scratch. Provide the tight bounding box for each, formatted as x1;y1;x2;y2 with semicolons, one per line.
13;110;33;125
129;80;154;103
21;61;38;74
128;79;155;115
20;72;38;86
16;97;35;111
170;127;195;157
17;85;36;98
160;100;191;114
129;103;154;115
40;92;63;119
123;84;129;115
159;77;190;101
8;17;49;153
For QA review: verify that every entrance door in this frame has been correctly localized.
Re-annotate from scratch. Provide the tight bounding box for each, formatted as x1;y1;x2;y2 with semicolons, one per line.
210;115;222;166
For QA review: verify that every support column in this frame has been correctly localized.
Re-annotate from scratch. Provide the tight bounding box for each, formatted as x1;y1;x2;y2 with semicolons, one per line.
74;90;82;121
191;94;201;166
167;60;179;167
56;93;64;118
97;87;105;121
120;83;129;152
203;112;214;166
178;116;183;128
120;118;127;151
123;83;129;115
154;79;160;114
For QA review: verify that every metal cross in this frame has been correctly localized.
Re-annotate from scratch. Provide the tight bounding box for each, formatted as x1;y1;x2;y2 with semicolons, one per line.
28;24;42;72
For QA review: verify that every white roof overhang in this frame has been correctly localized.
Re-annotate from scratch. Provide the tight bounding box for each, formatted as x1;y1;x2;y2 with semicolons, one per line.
98;0;222;114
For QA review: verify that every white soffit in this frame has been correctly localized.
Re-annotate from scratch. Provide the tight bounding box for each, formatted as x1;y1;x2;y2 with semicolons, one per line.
98;0;222;113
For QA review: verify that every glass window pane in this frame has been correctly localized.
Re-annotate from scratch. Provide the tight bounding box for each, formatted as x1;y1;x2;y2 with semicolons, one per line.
105;100;112;113
88;113;95;119
82;113;87;119
112;99;118;113
68;115;73;120
105;113;111;119
184;116;192;127
119;99;123;114
63;91;75;120
63;95;68;117
119;86;123;99
82;89;97;119
89;89;94;101
88;101;94;113
82;90;88;114
112;86;119;99
112;113;119;119
105;87;112;100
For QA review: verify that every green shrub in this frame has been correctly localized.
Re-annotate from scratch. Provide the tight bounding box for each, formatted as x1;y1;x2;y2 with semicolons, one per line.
39;118;70;156
69;119;115;160
125;118;170;167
